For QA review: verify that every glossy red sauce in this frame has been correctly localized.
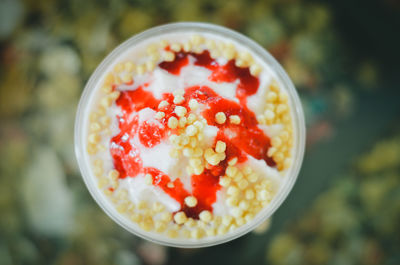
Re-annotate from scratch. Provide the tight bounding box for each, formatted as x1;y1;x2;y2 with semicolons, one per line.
184;85;275;166
111;87;161;178
186;171;220;217
143;167;220;218
145;167;189;204
159;50;259;103
116;86;159;113
108;49;275;219
159;52;189;75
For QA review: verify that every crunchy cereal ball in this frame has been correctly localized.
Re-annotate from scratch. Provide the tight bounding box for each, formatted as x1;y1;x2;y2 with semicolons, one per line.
184;196;198;207
215;112;226;124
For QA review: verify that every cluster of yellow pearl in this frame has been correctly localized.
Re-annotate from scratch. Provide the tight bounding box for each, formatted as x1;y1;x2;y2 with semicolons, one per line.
219;160;274;229
203;38;262;76
257;81;294;171
157;92;210;177
106;41;173;85
109;33;264;84
87;83;122;195
167;35;263;77
93;166;120;194
101;175;222;239
160;166;275;239
108;35;208;86
203;141;225;166
170;34;205;54
170;210;217;239
87;84;119;156
106;188;174;233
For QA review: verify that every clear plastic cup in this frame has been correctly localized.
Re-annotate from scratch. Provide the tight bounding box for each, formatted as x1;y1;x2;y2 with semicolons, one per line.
74;22;306;247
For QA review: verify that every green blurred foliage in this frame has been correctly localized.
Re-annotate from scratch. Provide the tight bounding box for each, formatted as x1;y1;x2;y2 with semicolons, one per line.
0;0;399;264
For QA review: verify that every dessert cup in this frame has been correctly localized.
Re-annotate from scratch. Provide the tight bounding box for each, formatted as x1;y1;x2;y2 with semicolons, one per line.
75;22;305;247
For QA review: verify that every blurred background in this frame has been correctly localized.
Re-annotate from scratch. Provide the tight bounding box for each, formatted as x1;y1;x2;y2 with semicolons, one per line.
1;0;399;264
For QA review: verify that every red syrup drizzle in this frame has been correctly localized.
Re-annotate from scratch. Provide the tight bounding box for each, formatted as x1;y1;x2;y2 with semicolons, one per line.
159;52;189;75
184;85;275;167
109;49;275;219
144;167;219;218
159;50;259;103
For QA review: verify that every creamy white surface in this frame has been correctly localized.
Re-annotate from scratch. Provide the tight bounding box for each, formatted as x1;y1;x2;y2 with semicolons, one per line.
121;174;181;212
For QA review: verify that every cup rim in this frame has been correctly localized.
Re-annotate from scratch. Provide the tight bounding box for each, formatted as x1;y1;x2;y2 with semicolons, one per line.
74;22;306;248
